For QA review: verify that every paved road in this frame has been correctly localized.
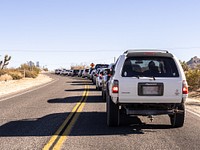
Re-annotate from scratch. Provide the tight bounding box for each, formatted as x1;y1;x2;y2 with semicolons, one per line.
0;74;200;150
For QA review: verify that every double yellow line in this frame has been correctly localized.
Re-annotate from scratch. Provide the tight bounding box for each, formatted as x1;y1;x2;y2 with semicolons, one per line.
43;85;89;150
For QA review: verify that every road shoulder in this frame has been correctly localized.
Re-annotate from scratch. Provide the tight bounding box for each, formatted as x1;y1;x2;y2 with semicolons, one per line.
0;73;53;99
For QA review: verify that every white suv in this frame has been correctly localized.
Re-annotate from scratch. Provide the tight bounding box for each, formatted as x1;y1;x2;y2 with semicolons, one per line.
106;50;188;128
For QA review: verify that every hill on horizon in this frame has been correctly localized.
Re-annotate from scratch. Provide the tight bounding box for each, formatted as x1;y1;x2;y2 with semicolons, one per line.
187;56;200;69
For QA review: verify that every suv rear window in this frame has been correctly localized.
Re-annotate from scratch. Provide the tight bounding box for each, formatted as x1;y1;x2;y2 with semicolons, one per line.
95;64;109;69
122;57;179;77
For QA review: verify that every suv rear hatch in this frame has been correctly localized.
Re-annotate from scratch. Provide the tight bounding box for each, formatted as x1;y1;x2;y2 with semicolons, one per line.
118;56;183;103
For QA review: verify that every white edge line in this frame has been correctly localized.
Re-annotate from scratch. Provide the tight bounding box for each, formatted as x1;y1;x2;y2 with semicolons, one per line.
187;109;200;118
0;78;59;102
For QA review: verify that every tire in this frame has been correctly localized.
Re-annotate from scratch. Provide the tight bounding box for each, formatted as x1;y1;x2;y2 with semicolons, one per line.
98;87;102;91
106;93;119;127
92;78;95;85
96;82;99;90
102;91;106;101
170;104;185;128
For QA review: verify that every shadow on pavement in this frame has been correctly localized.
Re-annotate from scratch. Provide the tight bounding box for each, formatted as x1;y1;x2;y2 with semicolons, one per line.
48;95;104;103
0;111;172;137
65;88;97;92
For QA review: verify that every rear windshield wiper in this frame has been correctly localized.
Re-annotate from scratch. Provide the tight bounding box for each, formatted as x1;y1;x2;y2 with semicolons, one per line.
142;76;156;80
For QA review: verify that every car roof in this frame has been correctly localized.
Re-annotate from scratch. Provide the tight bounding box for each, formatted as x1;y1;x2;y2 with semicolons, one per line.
124;49;173;58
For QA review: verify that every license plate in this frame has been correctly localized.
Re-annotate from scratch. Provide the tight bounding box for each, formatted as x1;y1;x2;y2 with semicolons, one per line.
143;86;159;95
138;83;163;96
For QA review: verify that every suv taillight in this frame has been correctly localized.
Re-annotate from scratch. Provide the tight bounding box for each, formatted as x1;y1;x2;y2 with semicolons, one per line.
182;80;188;94
100;74;103;79
112;80;119;93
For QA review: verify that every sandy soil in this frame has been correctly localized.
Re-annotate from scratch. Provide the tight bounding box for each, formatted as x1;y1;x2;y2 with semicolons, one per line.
0;73;53;97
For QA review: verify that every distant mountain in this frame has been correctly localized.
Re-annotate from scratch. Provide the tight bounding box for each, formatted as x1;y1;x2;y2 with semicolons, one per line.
187;56;200;69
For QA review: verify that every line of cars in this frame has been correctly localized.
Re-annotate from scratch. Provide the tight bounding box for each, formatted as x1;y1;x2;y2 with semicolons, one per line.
55;63;114;103
55;64;114;97
54;64;112;87
55;69;79;76
55;49;189;128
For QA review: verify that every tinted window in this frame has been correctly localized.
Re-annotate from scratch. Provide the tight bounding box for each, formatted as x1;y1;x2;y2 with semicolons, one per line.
95;64;109;69
122;57;179;77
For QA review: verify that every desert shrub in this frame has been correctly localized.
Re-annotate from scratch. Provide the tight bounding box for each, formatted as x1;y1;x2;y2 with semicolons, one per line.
19;64;40;78
8;71;23;80
0;74;13;81
185;69;200;91
25;70;38;78
180;60;189;71
19;64;40;74
0;70;7;76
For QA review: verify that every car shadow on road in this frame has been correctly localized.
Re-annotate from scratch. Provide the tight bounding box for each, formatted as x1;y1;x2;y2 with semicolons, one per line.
0;112;70;137
48;95;104;103
0;112;172;137
70;111;172;137
65;80;94;86
71;83;94;86
65;88;97;92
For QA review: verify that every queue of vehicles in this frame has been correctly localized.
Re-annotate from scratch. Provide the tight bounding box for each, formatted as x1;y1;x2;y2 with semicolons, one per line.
55;49;188;128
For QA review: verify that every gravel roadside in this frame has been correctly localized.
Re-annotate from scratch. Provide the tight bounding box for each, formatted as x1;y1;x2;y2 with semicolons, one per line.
0;73;53;98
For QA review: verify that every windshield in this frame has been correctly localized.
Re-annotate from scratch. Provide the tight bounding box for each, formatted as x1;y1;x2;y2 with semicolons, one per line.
122;57;179;77
95;64;109;69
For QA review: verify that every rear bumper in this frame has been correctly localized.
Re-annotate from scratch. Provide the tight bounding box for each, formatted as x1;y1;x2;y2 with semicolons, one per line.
117;97;183;103
121;103;184;116
125;109;183;116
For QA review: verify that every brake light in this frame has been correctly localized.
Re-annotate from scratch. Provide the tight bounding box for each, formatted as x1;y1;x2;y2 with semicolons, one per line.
182;80;188;94
112;80;119;93
100;74;103;79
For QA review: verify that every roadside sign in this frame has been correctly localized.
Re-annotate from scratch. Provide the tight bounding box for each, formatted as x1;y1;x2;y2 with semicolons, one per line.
90;63;95;68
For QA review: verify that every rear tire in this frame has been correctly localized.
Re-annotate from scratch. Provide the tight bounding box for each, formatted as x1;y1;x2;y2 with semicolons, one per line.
102;91;106;101
170;104;185;128
96;84;99;90
106;93;119;127
92;78;95;85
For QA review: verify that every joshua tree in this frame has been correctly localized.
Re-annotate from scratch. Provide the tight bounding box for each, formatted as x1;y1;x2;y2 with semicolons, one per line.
0;55;11;69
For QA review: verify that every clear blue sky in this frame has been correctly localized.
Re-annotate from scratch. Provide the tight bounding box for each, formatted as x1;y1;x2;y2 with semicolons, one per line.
1;0;200;70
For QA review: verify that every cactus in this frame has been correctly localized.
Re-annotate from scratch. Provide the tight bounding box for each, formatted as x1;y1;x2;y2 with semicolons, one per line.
0;55;11;69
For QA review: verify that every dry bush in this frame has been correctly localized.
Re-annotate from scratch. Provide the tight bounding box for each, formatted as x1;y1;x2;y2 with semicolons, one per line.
25;70;38;78
186;69;200;91
0;70;7;76
8;71;23;80
0;74;13;81
19;64;40;74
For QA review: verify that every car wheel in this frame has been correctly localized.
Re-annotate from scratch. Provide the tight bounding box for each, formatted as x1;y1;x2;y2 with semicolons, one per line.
96;84;99;90
106;93;119;127
169;104;185;128
92;78;95;85
102;91;106;101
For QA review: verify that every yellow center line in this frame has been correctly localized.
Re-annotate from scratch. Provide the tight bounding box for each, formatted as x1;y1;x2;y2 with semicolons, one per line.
43;85;89;150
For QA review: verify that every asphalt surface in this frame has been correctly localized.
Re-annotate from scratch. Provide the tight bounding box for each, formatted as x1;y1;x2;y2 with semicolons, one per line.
0;74;200;150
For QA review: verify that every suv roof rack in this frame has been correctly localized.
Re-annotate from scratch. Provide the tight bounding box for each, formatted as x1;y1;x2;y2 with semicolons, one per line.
124;49;169;54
